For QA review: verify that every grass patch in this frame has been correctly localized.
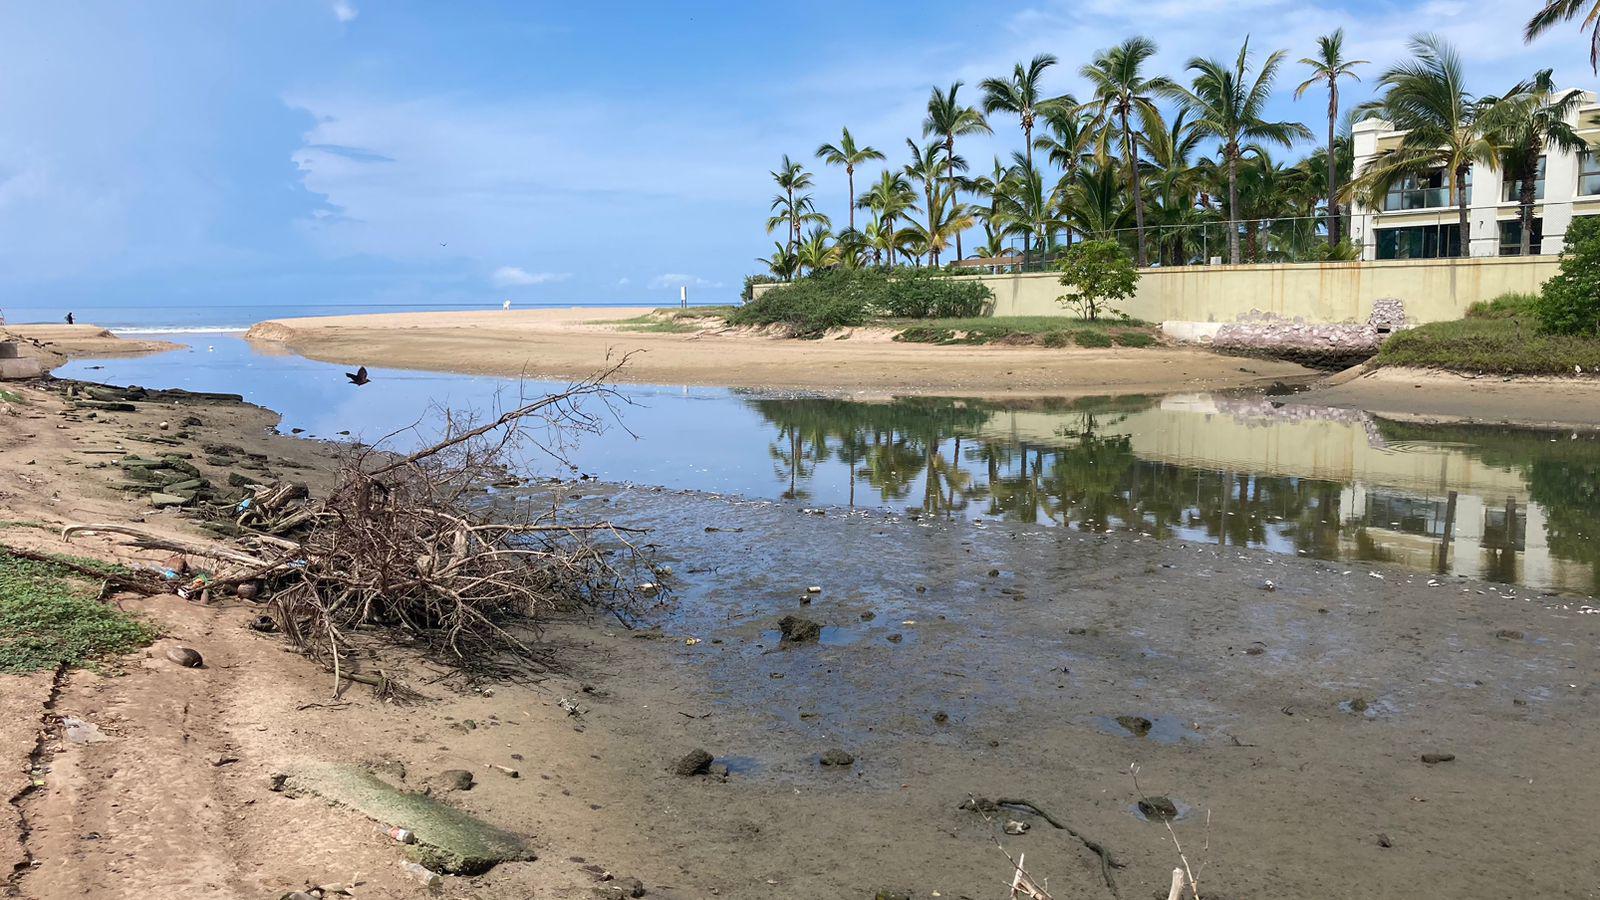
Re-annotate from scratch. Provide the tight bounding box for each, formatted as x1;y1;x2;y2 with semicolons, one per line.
608;306;736;334
890;316;1158;349
1465;292;1539;320
1375;316;1600;375
0;389;23;404
0;549;155;673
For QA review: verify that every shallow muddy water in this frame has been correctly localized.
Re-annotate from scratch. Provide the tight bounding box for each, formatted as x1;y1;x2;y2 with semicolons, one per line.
60;333;1600;596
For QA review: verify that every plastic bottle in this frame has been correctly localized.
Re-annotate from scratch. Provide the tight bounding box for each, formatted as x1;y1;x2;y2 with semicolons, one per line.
398;861;442;893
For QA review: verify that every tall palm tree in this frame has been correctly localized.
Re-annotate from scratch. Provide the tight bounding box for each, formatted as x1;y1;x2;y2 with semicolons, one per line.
995;154;1064;260
796;225;839;275
1481;69;1587;255
1170;38;1312;264
856;170;916;266
765;155;828;274
1081;38;1175;267
980;54;1060;171
1525;0;1600;71
758;241;798;281
815;128;884;234
1355;34;1496;258
1295;29;1367;248
923;82;991;260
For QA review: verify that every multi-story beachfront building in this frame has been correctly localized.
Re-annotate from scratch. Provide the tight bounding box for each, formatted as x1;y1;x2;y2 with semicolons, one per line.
1349;88;1600;260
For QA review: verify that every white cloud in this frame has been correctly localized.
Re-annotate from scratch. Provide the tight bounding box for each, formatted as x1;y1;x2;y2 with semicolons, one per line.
492;266;570;287
648;273;722;290
331;1;358;23
617;277;631;286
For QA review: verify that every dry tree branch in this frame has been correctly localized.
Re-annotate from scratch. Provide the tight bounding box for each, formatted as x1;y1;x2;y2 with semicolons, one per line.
1130;765;1203;900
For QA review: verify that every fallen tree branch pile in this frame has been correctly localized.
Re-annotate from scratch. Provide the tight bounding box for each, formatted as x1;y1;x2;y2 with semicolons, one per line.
62;359;656;690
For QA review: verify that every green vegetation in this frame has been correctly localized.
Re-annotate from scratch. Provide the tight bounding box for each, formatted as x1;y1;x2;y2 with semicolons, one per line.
1535;215;1600;335
889;315;1158;348
748;27;1587;284
1466;292;1539;319
0;389;23;404
0;549;156;673
610;306;737;333
1376;305;1600;375
1055;239;1139;319
728;268;992;337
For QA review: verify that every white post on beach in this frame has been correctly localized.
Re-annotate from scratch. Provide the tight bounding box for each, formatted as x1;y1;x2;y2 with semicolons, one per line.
680;285;687;309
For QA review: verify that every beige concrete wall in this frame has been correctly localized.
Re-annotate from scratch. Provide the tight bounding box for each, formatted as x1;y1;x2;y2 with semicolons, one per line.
978;256;1560;324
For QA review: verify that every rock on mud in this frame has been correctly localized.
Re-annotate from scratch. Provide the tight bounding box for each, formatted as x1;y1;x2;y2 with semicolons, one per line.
777;615;821;644
165;646;204;668
428;769;476;792
592;877;647;898
1138;796;1179;821
1420;752;1456;765
819;748;855;767
673;748;714;777
1114;715;1153;736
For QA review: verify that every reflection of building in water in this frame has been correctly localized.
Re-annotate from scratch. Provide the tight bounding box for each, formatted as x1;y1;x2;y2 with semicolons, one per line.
965;395;1597;594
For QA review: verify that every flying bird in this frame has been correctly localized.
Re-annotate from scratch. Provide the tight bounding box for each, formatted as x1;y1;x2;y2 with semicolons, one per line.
345;366;370;386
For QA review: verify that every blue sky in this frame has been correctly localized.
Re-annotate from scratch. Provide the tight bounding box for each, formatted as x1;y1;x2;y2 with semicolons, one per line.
0;1;1592;316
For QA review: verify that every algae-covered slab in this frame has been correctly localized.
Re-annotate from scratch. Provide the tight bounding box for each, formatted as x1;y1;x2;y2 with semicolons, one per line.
282;761;534;874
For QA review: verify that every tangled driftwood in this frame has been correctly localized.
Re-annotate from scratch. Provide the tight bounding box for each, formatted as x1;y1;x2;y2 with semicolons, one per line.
63;360;656;692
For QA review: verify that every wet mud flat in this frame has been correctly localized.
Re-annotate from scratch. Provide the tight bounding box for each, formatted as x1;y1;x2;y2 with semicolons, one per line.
484;485;1600;899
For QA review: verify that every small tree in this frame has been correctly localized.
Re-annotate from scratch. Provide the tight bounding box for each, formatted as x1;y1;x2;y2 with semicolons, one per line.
1056;239;1139;320
1535;215;1600;335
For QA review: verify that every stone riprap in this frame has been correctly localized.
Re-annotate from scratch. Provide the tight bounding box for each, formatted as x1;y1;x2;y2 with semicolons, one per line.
1203;299;1410;368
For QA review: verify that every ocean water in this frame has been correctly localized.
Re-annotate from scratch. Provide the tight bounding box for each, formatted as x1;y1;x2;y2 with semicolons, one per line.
55;333;1600;596
0;300;679;333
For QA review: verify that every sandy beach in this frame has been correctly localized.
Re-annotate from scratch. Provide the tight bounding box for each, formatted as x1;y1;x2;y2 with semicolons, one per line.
245;307;1315;398
1295;365;1600;428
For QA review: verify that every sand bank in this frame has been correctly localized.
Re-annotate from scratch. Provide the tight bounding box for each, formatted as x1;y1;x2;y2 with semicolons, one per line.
2;323;179;368
1298;365;1600;429
245;307;1315;397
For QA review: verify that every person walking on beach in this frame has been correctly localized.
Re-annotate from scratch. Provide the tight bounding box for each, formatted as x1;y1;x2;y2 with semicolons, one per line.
65;312;74;325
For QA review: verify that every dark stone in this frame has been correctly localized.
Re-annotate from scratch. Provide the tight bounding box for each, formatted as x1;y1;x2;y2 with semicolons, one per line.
932;711;949;724
1115;715;1153;736
1376;832;1394;848
1495;629;1525;641
987;568;1000;577
885;633;903;644
165;646;203;668
1347;697;1368;713
777;615;821;644
1138;796;1178;820
1420;752;1455;765
859;610;876;622
875;892;913;900
592;878;646;899
429;768;476;792
672;749;713;777
235;581;260;601
819;748;854;767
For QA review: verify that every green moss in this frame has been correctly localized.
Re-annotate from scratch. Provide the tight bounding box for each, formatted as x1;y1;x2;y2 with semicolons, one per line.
0;550;156;673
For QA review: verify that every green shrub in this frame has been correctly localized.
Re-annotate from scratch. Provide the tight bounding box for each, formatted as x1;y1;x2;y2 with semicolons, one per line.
730;268;993;337
1039;331;1073;348
1112;330;1157;347
1536;216;1600;335
1073;330;1114;348
1057;240;1139;320
893;326;956;344
1467;292;1539;320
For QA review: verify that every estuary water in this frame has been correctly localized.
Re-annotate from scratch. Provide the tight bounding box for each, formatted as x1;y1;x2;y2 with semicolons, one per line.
56;333;1600;597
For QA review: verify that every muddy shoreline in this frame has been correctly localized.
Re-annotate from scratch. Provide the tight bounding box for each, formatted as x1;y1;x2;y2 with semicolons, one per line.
4;340;1599;898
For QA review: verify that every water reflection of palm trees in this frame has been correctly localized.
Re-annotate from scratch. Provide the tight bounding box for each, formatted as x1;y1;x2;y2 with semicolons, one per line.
745;395;1600;594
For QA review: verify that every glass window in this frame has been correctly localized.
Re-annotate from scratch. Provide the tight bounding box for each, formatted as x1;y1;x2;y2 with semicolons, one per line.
1384;168;1469;211
1498;218;1543;255
1581;151;1600;196
1502;156;1546;202
1376;224;1462;259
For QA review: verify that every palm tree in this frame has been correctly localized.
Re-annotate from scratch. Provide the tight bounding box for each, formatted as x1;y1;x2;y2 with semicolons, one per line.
765;155;828;274
796;226;838;274
1481;69;1587;255
758;241;798;281
1170;38;1312;264
1295;29;1367;248
856;170;915;266
1355;35;1496;258
923;82;991;260
1525;0;1600;71
1033;104;1094;246
1081;38;1175;267
815;128;884;234
980;54;1060;171
904;138;964;266
995;154;1064;261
